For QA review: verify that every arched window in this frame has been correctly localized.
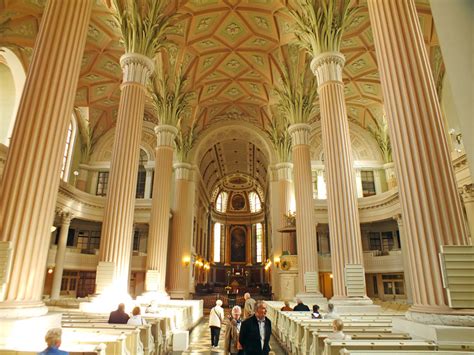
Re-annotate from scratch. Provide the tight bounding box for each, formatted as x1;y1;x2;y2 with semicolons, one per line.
0;48;26;146
60;116;77;182
249;191;261;213
216;191;228;212
213;222;222;263
255;223;263;263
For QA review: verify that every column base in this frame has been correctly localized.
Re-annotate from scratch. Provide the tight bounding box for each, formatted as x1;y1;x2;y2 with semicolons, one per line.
79;291;133;314
329;296;380;313
136;290;170;305
406;307;474;326
168;290;190;300
0;312;61;349
393;317;474;348
0;301;48;318
295;292;328;309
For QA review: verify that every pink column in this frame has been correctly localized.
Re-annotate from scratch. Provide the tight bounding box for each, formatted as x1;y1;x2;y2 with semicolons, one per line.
167;163;195;299
368;0;470;315
145;125;177;295
0;0;92;317
288;124;321;296
97;53;154;295
311;53;365;299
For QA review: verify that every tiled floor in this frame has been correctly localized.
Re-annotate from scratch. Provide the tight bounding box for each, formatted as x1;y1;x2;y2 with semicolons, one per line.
180;315;287;355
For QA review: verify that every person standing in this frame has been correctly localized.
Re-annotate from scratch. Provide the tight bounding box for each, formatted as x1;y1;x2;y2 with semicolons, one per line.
209;299;225;349
243;292;256;319
239;301;271;355
224;305;244;355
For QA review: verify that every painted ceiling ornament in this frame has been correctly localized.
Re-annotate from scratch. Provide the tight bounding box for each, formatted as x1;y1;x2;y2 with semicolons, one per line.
288;0;359;57
112;0;176;57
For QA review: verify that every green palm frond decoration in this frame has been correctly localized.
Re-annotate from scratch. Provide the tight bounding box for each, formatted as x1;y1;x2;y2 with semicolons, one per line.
368;117;392;163
150;63;194;128
266;116;292;163
288;0;359;57
113;0;175;57
75;108;106;163
175;118;197;163
273;61;318;125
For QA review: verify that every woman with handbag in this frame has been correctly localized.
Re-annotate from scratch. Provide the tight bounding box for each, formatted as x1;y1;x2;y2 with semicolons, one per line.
209;299;225;348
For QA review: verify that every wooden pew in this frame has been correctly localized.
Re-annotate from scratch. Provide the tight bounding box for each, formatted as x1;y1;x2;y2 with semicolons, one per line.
323;340;437;355
340;351;474;355
0;343;106;355
62;324;143;355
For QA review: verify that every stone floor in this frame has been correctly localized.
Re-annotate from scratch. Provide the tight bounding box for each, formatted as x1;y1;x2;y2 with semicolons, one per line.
179;315;287;355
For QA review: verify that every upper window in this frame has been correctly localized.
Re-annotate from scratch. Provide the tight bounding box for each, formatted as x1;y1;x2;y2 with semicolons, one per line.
213;222;222;263
255;223;263;263
361;170;376;197
249;191;261;213
216;191;228;212
60;117;77;182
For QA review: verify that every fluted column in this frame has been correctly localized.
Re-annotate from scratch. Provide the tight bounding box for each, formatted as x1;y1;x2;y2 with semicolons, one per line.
0;0;92;317
269;166;281;298
394;214;413;304
51;210;74;300
97;53;154;295
311;53;365;298
460;184;474;245
276;162;296;254
288;124;320;295
145;124;177;294
368;0;470;315
167;163;195;299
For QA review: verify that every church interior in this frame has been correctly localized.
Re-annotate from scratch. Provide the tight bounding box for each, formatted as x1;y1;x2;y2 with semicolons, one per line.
0;0;473;353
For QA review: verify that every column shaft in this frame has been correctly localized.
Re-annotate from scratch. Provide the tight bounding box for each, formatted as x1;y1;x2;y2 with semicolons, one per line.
98;54;154;293
460;184;474;245
51;211;73;300
167;163;195;299
0;0;92;310
311;53;364;298
367;0;470;312
145;125;177;293
277;163;296;254
395;215;413;304
289;124;319;294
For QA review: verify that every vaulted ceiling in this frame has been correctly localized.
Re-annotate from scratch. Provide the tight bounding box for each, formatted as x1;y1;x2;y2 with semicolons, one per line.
0;0;444;195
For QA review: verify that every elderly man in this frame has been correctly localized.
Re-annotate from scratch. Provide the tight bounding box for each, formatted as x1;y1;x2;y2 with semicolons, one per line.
293;298;310;311
108;303;130;324
239;301;271;355
224;305;244;355
39;328;68;355
243;292;256;319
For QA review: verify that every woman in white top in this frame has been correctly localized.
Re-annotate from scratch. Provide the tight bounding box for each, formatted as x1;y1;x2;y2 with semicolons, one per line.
209;299;225;348
326;319;351;340
127;306;147;326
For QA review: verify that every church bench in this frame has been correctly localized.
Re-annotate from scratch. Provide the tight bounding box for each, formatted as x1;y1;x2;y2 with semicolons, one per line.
306;331;410;355
303;327;396;355
62;324;144;355
323;340;437;355
0;343;106;355
339;351;474;355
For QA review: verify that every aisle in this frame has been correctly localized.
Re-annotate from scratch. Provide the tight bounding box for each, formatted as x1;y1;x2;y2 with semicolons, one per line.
182;315;287;354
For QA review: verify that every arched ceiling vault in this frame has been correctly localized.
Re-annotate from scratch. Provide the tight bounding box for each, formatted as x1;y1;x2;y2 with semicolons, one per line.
1;0;443;192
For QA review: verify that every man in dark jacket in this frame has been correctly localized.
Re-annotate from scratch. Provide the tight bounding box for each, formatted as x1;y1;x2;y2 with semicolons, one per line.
239;301;271;355
293;298;310;311
108;303;130;324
